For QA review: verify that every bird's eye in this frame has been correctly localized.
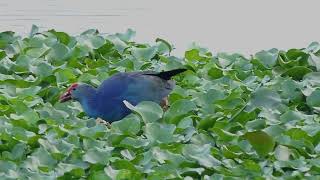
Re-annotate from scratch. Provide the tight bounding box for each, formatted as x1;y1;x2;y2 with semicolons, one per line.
72;88;76;91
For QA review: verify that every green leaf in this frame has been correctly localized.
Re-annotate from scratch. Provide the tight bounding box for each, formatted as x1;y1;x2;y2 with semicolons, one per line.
47;43;69;62
83;147;113;165
123;101;163;123
308;53;320;71
0;160;17;173
120;137;149;148
48;29;71;45
255;49;278;68
303;72;320;86
281;66;312;80
56;163;86;178
115;29;136;42
0;50;6;60
106;35;128;53
274;145;290;161
131;46;157;60
33;62;53;78
54;68;76;84
307;89;320;108
182;144;221;168
87;35;106;49
29;25;39;37
145;123;176;144
185;49;200;61
164;99;196;123
156;38;172;53
89;171;112;180
111;114;141;135
211;128;238;142
207;66;223;79
246;88;281;111
14;55;33;72
243;130;275;156
23;147;57;171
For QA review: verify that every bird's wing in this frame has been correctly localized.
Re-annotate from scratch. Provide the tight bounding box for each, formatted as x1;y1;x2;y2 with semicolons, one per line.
96;69;186;104
142;68;187;80
96;72;172;103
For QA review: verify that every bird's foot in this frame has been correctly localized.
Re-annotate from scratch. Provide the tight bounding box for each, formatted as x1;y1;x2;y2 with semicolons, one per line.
95;118;111;128
160;97;169;111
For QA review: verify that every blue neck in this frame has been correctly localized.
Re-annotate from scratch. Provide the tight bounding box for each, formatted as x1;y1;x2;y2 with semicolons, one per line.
77;87;98;118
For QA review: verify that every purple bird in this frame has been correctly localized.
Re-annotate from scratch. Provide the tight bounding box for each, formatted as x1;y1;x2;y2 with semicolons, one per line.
59;68;186;123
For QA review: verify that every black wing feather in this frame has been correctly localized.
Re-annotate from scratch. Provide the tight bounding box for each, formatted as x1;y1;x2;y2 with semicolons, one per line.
143;68;187;80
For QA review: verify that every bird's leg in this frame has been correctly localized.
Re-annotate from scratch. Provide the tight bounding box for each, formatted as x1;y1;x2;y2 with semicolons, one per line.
95;117;111;128
160;97;169;111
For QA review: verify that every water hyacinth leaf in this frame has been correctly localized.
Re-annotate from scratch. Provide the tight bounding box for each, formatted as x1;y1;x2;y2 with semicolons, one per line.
182;144;221;168
303;72;320;87
281;66;312;80
83;147;113;165
89;170;112;180
308;53;320;71
54;68;76;84
123;100;163;123
120;137;149;148
207;66;223;79
164;99;196;123
243;130;275;156
145;123;176;144
23;147;57;171
48;29;70;45
185;48;209;62
306;41;320;52
246;88;281;112
274;145;291;161
106;35;128;53
26;47;49;58
156;38;172;54
286;48;309;62
211;128;238;142
131;46;157;60
33;62;54;78
255;49;278;68
280;78;303;101
29;24;39;37
47;43;69;61
87;35;106;49
151;147;188;166
264;125;285;137
14;55;33;72
56;163;86;178
111;114;141;135
16;86;42;96
306;89;320;108
217;52;242;68
115;28;136;42
0;50;6;60
245;119;266;131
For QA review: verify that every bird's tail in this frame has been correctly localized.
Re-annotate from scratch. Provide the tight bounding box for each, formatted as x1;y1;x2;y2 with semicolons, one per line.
151;68;187;80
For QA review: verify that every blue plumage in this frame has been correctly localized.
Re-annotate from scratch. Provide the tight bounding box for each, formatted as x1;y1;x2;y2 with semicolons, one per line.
59;69;186;122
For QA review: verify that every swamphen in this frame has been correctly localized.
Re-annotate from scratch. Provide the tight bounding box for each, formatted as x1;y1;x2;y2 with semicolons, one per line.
59;68;186;123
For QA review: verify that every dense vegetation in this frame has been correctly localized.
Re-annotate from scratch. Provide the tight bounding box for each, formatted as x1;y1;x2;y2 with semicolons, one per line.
0;26;320;179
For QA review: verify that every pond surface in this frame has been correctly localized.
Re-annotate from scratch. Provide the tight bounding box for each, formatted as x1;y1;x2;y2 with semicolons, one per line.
1;0;320;56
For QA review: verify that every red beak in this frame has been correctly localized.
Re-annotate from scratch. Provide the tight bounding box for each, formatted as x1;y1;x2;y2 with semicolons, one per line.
59;91;72;102
60;83;79;103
